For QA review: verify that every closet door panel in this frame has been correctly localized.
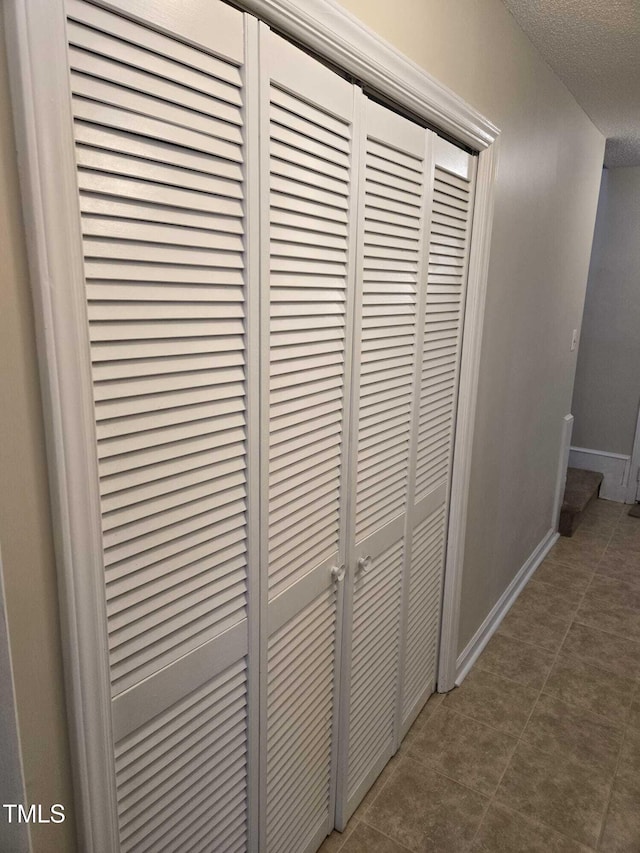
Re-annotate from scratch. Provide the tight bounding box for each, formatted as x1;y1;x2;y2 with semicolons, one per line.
401;488;447;724
260;28;357;853
415;139;475;503
63;1;257;849
400;137;476;732
338;98;430;824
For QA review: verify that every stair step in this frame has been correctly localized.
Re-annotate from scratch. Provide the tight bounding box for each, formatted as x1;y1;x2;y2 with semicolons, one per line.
559;468;603;537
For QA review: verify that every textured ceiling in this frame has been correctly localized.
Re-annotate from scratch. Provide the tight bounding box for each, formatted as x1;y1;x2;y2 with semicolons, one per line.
500;0;640;167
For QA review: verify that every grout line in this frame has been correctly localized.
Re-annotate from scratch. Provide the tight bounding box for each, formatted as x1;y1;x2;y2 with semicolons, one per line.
356;819;413;851
394;754;495;802
595;709;628;850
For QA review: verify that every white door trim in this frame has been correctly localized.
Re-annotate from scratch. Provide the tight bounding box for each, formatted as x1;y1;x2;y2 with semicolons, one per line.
5;0;499;845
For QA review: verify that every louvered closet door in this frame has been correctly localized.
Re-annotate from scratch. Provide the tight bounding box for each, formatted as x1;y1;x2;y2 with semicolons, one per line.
399;137;476;735
63;1;258;850
258;28;357;853
337;97;431;827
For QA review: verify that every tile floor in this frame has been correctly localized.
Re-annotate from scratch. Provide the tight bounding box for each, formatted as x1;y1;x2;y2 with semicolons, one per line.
320;498;640;852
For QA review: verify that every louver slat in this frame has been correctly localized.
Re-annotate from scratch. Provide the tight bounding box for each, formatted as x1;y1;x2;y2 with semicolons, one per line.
354;131;425;543
415;163;474;501
267;82;351;598
267;591;337;853
402;507;447;718
114;659;248;853
347;541;404;795
68;0;249;696
65;2;251;851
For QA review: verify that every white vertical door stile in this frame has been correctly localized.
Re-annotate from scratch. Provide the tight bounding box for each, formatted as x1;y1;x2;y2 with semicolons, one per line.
258;27;358;853
62;0;259;849
337;96;434;828
400;137;476;736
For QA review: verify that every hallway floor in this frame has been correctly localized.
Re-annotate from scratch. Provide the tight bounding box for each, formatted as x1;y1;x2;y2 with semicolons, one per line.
321;499;640;852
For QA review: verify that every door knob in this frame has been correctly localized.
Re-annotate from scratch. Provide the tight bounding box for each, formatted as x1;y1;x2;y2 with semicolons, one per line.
331;564;346;583
357;555;372;574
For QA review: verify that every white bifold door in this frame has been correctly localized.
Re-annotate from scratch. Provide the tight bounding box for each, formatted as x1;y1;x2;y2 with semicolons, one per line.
33;0;476;850
62;1;259;851
336;98;475;827
258;27;357;853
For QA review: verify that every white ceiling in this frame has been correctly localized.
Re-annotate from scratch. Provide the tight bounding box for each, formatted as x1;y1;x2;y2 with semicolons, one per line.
500;0;640;167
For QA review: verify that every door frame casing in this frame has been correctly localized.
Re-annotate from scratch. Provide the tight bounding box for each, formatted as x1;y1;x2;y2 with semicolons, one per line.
5;0;499;849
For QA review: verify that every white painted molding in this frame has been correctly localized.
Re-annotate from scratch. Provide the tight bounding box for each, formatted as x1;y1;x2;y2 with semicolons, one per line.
240;0;499;151
437;139;500;693
569;446;631;503
455;528;559;685
553;414;574;529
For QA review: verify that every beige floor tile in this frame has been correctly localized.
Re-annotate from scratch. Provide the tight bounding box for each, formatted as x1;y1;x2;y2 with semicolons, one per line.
615;726;640;790
364;758;488;852
576;591;640;642
495;740;611;848
405;691;445;733
475;632;556;689
607;521;640;551
548;533;610;570
534;558;594;593
443;668;539;737
578;502;626;536
319;818;358;853
405;706;517;795
353;750;402;821
596;548;640;588
521;693;623;774
341;822;410;853
497;600;571;652
469;802;593;852
606;537;640;559
560;622;640;679
586;574;640;611
599;777;640;853
518;579;583;618
543;653;636;725
583;498;626;519
627;696;640;731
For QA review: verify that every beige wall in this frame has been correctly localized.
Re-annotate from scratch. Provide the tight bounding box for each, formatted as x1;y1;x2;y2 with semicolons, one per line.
337;0;605;652
0;9;77;851
572;167;640;456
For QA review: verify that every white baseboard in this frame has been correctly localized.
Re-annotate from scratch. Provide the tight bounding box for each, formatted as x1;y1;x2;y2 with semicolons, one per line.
568;446;631;503
454;528;559;685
